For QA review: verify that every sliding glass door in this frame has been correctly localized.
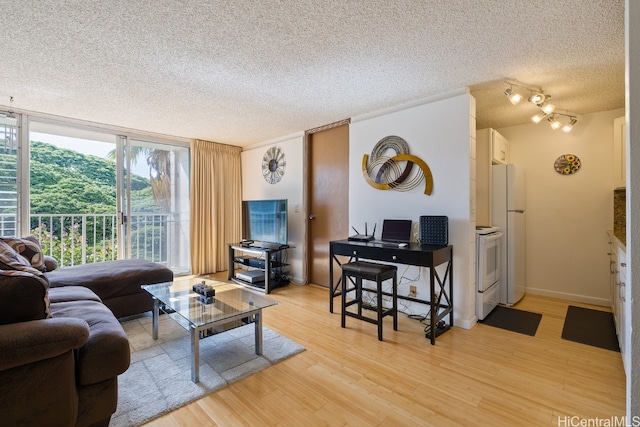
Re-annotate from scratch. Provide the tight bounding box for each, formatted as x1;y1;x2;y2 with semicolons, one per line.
29;121;119;265
22;117;190;273
123;138;190;274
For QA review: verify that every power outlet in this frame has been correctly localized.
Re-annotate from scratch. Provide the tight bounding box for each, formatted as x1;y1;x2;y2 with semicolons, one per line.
409;285;417;298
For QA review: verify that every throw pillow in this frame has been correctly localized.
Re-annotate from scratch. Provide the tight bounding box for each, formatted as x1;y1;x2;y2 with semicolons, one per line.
0;239;32;270
0;236;46;271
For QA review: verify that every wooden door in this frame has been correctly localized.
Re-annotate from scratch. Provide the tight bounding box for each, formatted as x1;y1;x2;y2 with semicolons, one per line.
308;123;349;287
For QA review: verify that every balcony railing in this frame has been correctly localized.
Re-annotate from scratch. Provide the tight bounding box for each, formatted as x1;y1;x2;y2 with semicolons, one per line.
26;213;171;268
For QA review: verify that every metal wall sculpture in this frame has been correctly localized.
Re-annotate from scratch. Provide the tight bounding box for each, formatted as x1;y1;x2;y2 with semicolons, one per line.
361;135;433;195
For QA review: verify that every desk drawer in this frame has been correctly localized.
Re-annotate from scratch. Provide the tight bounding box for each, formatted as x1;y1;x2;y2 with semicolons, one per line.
331;241;451;268
333;245;421;265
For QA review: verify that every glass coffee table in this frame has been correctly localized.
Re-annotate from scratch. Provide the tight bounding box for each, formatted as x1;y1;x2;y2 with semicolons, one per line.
142;278;278;383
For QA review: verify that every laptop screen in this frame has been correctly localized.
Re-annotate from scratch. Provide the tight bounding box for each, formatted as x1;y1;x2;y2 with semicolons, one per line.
381;219;412;242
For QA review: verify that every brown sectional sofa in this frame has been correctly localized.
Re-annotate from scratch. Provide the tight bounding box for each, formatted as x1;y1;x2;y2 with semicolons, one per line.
0;250;174;426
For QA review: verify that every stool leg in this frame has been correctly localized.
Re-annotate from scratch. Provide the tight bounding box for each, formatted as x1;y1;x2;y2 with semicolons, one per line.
356;278;363;316
377;276;383;341
341;270;347;329
392;274;398;331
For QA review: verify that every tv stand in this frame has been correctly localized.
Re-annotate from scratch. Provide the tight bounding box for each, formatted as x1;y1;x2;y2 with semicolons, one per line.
228;242;290;293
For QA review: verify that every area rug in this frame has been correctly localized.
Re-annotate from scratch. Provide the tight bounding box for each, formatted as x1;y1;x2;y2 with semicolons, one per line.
479;305;542;336
561;305;620;352
109;315;305;427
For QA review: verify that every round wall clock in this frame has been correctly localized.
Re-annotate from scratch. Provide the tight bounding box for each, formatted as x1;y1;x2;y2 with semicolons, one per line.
554;153;581;175
262;147;286;184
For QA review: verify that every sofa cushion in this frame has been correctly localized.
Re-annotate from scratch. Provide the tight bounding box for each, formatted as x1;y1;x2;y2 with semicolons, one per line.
51;299;130;385
0;236;45;271
0;275;51;325
0;240;51;323
48;286;101;304
46;259;173;301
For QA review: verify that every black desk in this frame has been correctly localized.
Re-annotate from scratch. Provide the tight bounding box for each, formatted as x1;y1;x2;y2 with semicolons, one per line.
329;239;453;344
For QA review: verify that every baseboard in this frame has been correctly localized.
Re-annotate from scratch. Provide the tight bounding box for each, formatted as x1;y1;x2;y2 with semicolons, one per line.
456;317;475;330
525;287;612;308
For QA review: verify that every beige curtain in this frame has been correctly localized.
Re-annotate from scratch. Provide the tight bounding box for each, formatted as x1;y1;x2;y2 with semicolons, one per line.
190;139;243;275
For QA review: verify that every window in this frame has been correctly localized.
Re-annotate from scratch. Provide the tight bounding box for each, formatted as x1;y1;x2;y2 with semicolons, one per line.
0;110;191;274
0;112;19;236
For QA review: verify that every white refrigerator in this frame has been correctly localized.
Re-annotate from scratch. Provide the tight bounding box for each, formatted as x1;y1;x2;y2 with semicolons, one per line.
492;163;526;306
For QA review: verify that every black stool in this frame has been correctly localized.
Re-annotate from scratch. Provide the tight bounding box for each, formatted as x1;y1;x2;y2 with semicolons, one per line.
341;261;398;341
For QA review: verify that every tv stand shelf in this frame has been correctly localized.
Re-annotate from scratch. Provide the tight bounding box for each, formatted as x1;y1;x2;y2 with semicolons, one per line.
227;242;290;294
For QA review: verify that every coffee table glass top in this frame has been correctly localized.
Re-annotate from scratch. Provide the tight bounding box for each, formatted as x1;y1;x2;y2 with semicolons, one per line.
142;278;277;328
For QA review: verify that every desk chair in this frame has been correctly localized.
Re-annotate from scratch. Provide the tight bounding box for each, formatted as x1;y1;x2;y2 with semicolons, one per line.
340;261;397;341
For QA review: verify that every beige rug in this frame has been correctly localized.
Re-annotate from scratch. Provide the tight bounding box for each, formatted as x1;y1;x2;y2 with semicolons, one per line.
109;314;304;427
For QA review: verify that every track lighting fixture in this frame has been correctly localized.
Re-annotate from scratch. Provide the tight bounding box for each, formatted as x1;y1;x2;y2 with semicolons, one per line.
503;81;578;132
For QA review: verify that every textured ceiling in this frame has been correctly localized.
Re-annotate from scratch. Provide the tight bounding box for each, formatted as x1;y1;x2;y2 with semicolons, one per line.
0;0;625;147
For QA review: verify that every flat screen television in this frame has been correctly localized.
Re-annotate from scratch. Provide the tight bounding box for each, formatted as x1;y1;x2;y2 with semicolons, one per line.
242;199;288;246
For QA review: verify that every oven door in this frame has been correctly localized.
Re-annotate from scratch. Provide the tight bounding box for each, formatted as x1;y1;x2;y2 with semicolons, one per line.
477;232;503;292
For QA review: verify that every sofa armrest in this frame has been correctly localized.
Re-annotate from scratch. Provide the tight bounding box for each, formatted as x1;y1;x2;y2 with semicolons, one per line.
0;317;90;371
43;255;58;271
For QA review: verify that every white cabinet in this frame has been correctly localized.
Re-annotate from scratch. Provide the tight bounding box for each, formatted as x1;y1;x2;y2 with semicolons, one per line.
613;116;626;188
608;233;629;373
491;130;510;165
478;128;510;166
617;244;629;372
476;128;511;226
609;241;618;320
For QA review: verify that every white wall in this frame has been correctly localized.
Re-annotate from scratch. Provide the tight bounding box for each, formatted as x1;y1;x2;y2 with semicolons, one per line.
241;134;305;283
498;108;624;306
349;91;476;328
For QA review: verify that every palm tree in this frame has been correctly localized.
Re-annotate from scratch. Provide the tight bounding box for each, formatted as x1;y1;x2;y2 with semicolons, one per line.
107;146;172;212
145;148;171;212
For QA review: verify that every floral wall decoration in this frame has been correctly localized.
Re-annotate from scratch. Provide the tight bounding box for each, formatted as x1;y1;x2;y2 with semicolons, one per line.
554;153;581;175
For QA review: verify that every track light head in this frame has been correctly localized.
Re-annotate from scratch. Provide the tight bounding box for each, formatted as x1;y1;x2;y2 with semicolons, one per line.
529;92;546;105
540;102;555;114
532;111;548;124
562;117;578;133
548;116;562;130
504;88;523;105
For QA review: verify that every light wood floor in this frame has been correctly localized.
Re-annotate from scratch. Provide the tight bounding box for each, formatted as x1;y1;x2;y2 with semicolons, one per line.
144;277;626;426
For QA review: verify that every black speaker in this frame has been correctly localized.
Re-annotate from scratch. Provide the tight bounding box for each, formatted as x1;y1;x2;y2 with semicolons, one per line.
419;216;448;246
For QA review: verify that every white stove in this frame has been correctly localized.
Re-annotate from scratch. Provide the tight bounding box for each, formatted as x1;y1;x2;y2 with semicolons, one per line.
476;225;502;320
476;225;500;235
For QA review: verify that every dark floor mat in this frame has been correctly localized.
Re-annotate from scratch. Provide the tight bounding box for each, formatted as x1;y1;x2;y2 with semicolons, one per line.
479;305;542;336
561;306;620;352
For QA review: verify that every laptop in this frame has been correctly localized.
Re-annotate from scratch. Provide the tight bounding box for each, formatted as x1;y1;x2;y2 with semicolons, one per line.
374;219;412;246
